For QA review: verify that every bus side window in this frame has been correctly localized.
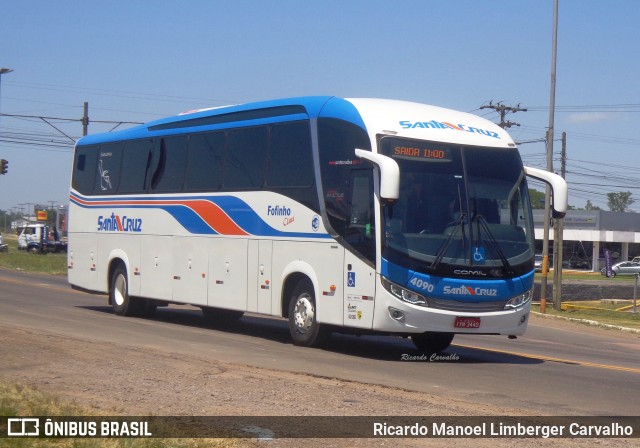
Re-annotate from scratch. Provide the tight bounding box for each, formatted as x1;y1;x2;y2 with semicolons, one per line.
151;136;188;192
224;126;268;190
94;142;123;194
185;131;225;191
318;117;371;241
266;121;313;188
118;139;154;194
346;170;375;262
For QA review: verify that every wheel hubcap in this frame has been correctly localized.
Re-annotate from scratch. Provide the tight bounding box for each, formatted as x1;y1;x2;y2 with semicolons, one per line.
293;294;314;334
114;274;126;306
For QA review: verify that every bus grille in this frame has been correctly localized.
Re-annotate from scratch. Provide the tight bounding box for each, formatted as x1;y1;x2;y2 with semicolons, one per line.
425;297;508;312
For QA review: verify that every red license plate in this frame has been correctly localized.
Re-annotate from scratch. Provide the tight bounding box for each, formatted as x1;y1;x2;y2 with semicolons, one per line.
454;317;481;329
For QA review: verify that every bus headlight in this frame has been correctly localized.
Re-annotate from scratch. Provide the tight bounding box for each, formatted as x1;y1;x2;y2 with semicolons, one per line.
381;277;427;306
504;289;533;309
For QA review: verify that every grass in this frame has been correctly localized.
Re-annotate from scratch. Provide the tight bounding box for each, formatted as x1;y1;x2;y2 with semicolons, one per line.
0;381;241;448
536;270;639;282
532;300;640;330
534;270;640;330
0;234;67;275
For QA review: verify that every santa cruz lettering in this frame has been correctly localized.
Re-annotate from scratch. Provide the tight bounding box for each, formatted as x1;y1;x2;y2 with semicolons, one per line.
97;213;142;232
443;285;498;297
399;120;500;139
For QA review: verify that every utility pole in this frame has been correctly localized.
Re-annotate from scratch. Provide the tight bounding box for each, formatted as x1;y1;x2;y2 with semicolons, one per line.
552;132;566;310
0;68;13;176
82;102;89;136
540;0;559;313
480;101;527;129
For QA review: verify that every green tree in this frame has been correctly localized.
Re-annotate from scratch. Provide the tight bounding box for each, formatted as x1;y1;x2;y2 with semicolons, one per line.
607;191;634;212
585;200;601;211
528;188;546;209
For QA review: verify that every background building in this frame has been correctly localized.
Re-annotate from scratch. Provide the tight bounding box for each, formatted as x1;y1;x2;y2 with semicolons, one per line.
533;210;640;271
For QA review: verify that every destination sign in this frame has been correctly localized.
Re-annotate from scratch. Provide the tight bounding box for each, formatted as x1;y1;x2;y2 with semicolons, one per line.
390;145;451;162
381;137;455;163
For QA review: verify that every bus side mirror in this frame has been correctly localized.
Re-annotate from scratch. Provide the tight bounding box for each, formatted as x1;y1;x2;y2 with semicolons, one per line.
355;149;400;202
524;166;568;218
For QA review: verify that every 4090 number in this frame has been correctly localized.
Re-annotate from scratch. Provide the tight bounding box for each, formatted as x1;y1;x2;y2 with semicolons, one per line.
409;277;434;293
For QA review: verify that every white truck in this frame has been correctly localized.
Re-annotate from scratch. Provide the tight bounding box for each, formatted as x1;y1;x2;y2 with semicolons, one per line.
18;223;67;253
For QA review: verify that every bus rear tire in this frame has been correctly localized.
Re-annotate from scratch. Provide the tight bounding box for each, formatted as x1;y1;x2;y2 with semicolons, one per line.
110;264;141;316
288;279;327;347
411;332;454;354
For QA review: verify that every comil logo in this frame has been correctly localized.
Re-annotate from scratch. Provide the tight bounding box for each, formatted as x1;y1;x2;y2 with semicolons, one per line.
97;213;142;232
399;120;500;139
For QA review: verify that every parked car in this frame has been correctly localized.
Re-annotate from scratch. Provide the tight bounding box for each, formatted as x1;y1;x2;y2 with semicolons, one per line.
0;232;7;252
601;261;640;278
534;254;543;272
566;257;591;269
534;254;553;272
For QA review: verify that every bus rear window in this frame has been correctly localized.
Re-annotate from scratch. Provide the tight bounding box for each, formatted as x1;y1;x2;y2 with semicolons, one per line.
72;145;98;194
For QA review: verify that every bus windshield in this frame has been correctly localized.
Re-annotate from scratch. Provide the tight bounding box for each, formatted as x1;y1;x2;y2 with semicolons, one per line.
380;137;535;277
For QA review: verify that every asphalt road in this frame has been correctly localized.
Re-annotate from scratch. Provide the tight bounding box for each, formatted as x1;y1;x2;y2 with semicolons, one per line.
1;268;639;416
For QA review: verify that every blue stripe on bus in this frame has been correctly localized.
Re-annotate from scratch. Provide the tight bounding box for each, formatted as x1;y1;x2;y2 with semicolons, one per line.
381;258;534;302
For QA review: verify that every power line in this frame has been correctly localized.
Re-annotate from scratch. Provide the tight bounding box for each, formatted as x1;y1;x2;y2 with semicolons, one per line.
524;103;640;112
0;104;142;142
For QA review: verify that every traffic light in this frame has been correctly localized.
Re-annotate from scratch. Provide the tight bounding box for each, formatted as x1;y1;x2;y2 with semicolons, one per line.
0;159;7;175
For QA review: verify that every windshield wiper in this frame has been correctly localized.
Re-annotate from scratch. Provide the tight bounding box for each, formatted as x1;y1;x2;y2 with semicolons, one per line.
474;214;514;275
429;213;467;271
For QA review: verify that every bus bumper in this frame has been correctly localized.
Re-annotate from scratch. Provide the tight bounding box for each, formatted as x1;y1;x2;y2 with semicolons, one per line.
373;287;531;336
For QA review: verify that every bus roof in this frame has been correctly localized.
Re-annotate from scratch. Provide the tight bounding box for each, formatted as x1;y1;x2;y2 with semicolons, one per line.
77;96;515;148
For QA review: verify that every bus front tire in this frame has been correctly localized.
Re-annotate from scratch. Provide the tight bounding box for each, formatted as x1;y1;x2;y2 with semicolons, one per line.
288;279;327;347
411;332;454;354
110;264;140;316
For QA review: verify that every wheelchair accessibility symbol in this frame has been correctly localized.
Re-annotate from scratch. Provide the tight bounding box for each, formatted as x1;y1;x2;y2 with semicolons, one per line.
473;247;486;263
347;272;356;287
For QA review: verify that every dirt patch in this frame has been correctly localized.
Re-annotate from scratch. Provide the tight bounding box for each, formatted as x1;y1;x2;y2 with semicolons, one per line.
0;324;631;447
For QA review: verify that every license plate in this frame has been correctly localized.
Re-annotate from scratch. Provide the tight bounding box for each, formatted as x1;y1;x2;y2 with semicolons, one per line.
454;317;481;329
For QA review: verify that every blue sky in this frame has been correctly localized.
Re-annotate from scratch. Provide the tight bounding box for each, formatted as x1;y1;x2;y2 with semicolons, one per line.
1;0;639;214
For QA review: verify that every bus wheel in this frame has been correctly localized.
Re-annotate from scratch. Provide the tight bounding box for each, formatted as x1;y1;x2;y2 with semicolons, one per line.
110;264;139;316
201;307;244;324
288;279;327;347
411;332;454;354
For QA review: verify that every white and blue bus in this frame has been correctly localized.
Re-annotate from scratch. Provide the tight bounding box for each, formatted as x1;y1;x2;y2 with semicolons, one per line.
68;96;567;353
